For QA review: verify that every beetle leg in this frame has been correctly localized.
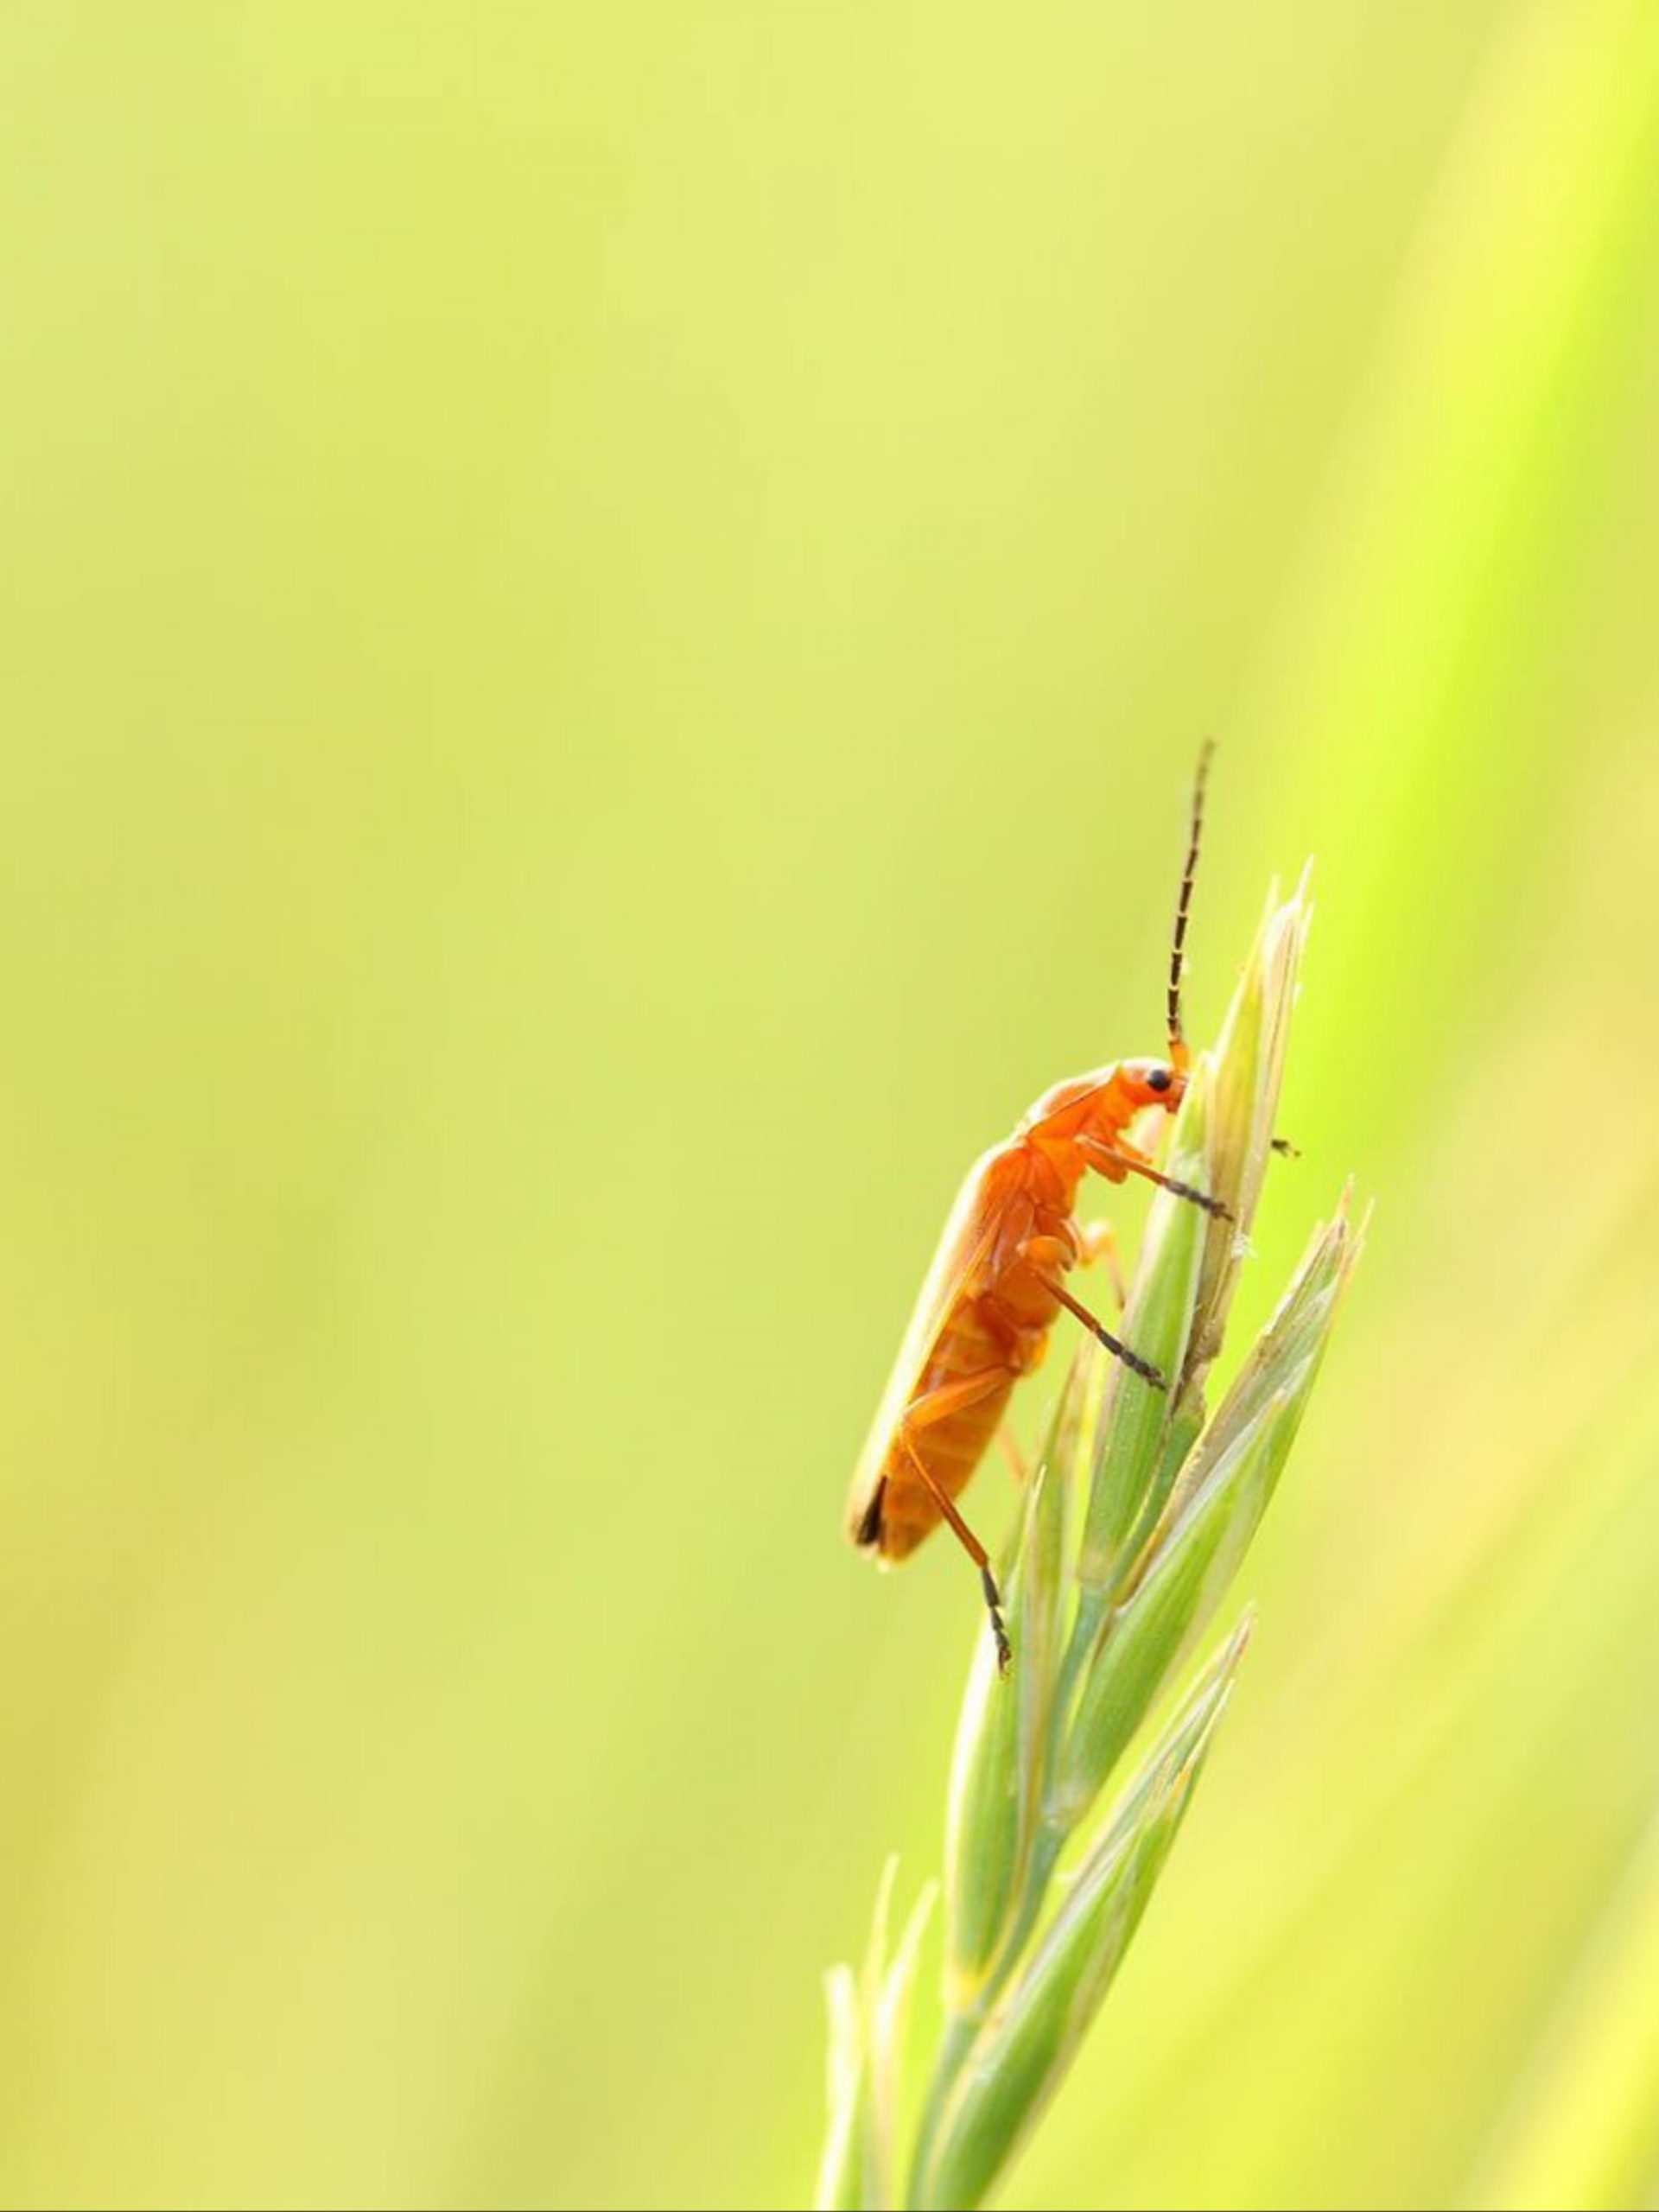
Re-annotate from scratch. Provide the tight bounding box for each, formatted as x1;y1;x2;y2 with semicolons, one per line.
995;1425;1031;1484
896;1376;1017;1673
1075;1217;1127;1309
1084;1137;1230;1221
904;1368;1014;1432
1050;1279;1166;1390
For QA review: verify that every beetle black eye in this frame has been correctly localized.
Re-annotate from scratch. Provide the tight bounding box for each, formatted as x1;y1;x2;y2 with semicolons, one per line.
1147;1066;1172;1093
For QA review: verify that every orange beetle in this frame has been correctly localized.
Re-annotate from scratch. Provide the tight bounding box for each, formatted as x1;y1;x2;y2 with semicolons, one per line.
847;747;1228;1670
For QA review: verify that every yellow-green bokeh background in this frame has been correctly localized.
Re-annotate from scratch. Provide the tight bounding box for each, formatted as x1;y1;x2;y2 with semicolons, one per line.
4;3;1659;2206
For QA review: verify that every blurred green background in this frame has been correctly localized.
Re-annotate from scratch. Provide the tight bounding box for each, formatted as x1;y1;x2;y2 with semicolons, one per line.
3;3;1658;2206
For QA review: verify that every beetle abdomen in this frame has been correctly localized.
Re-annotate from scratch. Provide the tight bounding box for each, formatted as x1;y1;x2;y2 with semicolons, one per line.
857;1298;1039;1561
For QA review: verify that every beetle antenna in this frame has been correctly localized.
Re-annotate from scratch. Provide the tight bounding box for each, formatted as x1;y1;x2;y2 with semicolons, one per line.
1166;741;1214;1072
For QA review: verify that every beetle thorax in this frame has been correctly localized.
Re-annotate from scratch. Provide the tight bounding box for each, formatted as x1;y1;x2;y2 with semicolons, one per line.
1017;1065;1138;1148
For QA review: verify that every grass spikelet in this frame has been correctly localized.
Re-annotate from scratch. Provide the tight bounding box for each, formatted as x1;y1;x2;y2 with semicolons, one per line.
817;880;1363;2210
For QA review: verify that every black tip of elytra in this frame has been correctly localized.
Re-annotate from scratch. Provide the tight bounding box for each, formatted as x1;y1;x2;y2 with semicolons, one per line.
855;1480;886;1548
